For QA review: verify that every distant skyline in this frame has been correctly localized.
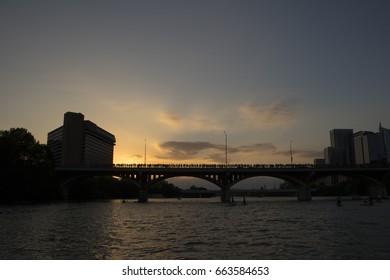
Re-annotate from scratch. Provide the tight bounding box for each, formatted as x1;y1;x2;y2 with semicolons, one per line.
1;0;390;165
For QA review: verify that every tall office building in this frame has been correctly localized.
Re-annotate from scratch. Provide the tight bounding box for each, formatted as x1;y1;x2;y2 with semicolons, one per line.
324;147;347;165
328;129;355;165
47;112;116;166
323;129;355;185
379;123;390;163
354;131;385;164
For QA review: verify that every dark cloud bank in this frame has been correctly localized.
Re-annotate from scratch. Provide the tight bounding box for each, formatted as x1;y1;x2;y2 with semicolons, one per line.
157;141;321;162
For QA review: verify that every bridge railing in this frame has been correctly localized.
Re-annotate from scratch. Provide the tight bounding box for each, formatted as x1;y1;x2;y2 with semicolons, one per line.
57;163;314;169
56;163;390;169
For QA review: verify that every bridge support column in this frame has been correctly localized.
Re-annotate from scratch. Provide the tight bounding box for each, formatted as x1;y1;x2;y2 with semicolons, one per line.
61;185;70;200
378;180;388;198
137;173;148;203
297;185;312;201
368;183;388;198
137;185;148;203
220;186;231;203
381;185;388;198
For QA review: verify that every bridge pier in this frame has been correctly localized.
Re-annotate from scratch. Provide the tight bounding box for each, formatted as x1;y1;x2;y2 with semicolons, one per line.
297;185;312;201
61;185;70;200
137;173;149;203
383;186;388;198
378;179;388;198
137;185;148;203
136;176;149;203
220;186;231;203
368;183;388;198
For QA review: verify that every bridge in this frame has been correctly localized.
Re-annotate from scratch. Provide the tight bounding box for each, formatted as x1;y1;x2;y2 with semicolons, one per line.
56;164;390;202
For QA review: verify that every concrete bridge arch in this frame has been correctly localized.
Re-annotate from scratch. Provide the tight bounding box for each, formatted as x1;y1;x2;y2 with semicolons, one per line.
309;171;388;198
56;166;390;202
116;170;316;202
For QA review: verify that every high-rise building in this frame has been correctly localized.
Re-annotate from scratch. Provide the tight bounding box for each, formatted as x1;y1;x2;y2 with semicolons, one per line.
324;147;347;165
379;122;390;163
354;131;386;164
313;158;325;166
324;129;355;166
47;112;116;166
324;129;355;185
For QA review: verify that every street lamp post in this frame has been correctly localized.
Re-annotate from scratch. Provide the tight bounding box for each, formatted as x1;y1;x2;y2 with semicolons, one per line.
290;140;293;165
224;131;228;167
144;139;147;166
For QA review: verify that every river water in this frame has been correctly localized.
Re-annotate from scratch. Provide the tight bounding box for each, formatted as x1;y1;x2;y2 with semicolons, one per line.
1;197;389;260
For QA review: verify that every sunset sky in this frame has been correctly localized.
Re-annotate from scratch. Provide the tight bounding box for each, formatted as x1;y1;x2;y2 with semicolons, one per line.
1;0;390;166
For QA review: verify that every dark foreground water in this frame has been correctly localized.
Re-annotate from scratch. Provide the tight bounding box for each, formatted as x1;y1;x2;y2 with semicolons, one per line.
1;197;389;259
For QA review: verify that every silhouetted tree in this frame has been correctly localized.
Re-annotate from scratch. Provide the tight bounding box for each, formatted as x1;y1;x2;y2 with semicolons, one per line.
149;180;181;198
0;128;58;201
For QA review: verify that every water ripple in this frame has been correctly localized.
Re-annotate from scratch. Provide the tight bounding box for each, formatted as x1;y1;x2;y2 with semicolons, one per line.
1;198;390;259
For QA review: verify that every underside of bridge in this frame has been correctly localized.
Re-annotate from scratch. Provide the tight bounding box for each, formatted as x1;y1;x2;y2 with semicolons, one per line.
119;172;314;202
57;167;390;202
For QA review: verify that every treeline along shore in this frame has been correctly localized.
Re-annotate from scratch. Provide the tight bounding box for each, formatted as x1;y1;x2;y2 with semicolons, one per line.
0;128;58;201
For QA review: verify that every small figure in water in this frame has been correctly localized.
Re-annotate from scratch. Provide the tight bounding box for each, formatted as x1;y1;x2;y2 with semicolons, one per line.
230;196;236;206
121;199;126;203
337;196;342;206
243;196;247;205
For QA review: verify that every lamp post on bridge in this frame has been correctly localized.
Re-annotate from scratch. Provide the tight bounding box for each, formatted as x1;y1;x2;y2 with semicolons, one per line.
290;140;293;165
224;131;228;167
144;139;146;166
221;131;230;202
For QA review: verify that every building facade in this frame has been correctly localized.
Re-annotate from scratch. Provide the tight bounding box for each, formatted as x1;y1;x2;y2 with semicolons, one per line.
324;129;355;166
313;158;326;166
329;129;355;165
324;147;348;165
354;131;386;165
47;112;116;166
379;123;390;163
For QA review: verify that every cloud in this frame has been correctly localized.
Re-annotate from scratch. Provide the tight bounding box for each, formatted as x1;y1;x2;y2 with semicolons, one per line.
273;149;323;159
158;111;182;128
154;139;322;163
158;109;226;132
157;141;218;160
204;153;225;163
237;143;277;153
191;117;224;131
239;98;300;128
156;141;278;161
131;154;143;159
205;143;278;163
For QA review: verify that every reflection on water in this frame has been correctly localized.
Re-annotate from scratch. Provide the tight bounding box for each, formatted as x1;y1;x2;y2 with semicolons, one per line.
1;197;390;259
